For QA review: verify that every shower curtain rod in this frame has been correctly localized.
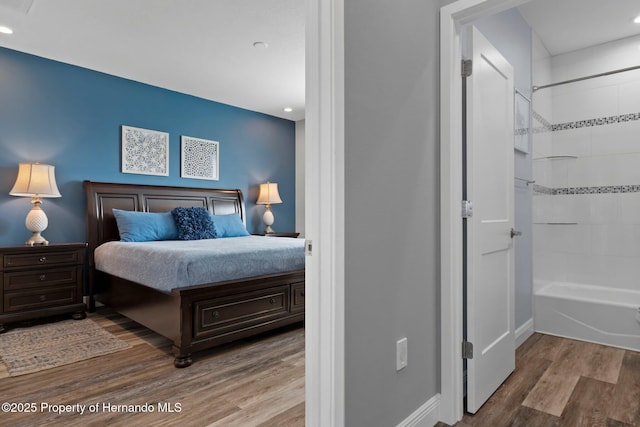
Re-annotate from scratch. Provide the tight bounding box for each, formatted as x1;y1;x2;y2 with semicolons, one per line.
532;64;640;92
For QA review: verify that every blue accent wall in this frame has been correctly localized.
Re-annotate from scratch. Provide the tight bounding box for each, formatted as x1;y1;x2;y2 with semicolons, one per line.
0;47;295;246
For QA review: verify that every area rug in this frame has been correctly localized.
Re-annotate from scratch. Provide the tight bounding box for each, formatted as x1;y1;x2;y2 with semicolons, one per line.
0;318;130;377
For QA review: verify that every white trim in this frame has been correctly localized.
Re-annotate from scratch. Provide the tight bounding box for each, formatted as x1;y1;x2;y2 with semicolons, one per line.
305;0;345;426
439;0;533;424
515;318;534;348
396;394;441;427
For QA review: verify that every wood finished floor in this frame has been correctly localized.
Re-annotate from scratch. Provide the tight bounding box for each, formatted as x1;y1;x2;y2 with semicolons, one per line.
0;308;305;427
448;333;640;427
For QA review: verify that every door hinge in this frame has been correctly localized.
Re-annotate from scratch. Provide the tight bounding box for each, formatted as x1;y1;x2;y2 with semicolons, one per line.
462;341;474;359
462;59;473;78
461;200;473;218
305;239;313;256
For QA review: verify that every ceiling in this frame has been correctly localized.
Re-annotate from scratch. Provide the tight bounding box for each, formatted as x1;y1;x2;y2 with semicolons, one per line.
0;0;639;122
0;0;305;121
518;0;640;56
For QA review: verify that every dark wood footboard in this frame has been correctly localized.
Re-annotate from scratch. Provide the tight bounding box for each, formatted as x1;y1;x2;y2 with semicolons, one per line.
95;269;304;367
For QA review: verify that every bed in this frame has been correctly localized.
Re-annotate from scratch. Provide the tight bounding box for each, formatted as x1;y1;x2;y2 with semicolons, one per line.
84;181;305;367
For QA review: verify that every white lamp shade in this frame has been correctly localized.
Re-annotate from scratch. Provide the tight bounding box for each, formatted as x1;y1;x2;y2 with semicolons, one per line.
256;182;282;205
10;163;61;198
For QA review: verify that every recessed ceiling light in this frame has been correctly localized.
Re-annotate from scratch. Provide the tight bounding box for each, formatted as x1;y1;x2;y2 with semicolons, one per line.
0;26;14;35
634;15;640;24
253;41;269;49
283;107;293;113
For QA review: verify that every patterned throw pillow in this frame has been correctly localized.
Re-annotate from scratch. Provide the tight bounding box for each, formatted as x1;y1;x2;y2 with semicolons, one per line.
171;207;216;240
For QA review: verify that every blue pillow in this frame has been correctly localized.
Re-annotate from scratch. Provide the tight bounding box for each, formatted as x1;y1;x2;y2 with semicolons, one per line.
210;213;250;238
171;207;216;240
112;209;178;242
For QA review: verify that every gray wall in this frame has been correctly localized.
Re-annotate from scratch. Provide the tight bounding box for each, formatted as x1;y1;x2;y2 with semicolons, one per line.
344;1;450;425
474;9;534;330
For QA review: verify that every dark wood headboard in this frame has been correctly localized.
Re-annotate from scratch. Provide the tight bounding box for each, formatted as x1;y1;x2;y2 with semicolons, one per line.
84;181;246;258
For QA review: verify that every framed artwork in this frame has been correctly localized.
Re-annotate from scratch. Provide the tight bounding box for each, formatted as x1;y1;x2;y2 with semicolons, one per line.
181;136;220;181
514;90;530;154
121;126;169;176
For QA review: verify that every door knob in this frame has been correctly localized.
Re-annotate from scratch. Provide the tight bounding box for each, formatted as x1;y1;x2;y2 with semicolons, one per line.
510;228;522;239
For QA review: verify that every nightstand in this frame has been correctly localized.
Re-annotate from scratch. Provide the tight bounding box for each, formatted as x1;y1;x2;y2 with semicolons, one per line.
0;243;87;333
254;232;300;238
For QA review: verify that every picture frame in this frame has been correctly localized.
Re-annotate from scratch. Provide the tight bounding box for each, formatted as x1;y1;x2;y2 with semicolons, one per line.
514;90;530;154
181;135;220;181
121;125;169;176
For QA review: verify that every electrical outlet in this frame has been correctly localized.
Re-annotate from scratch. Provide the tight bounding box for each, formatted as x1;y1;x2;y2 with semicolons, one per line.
396;337;408;371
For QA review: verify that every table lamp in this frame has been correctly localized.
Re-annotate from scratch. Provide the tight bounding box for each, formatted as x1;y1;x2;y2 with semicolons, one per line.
9;162;61;246
256;182;282;234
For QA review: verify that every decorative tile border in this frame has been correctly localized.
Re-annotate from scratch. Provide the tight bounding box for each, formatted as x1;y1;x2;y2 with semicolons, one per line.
533;184;640;195
532;111;552;134
532;111;640;196
532;184;555;195
552;112;640;131
532;110;553;134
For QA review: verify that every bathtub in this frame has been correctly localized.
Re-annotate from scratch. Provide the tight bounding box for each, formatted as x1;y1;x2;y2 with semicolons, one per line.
534;281;640;351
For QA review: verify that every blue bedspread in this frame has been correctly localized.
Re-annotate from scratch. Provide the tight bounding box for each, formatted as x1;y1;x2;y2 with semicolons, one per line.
95;236;305;292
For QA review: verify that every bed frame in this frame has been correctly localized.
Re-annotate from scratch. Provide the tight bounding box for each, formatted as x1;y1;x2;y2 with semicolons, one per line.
84;181;304;367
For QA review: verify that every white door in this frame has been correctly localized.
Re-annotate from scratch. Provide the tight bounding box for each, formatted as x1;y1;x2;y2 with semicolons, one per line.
465;26;515;414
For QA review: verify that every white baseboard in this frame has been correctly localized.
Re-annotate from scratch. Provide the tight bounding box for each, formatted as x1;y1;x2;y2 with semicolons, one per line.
397;393;440;427
515;318;534;348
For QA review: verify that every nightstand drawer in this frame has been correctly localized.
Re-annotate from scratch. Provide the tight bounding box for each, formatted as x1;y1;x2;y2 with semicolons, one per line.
4;267;81;291
3;250;83;269
4;286;77;312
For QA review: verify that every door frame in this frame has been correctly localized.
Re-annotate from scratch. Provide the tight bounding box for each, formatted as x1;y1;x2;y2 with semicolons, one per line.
305;0;345;426
439;0;531;424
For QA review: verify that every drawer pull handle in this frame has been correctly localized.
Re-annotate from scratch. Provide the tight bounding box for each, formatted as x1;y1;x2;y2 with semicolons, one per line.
39;274;46;281
39;256;47;263
269;298;275;304
39;295;46;302
212;311;220;319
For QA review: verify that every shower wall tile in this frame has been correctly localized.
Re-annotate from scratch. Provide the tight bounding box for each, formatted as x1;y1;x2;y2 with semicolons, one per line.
565;157;591;187
533;224;590;254
552;85;618;124
533;33;640;291
532;194;550;223
563;254;599;286
532;134;552;160
591;120;640;156
589;193;620;225
590;224;640;257
617;193;640;225
552;127;591;157
532;249;568;283
533;158;553;188
556;195;590;224
550;158;570;187
567;154;640;188
563;253;640;291
619;79;640;114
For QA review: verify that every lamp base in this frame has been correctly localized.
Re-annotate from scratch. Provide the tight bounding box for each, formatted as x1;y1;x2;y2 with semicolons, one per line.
24;201;50;246
26;232;49;246
262;205;276;234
